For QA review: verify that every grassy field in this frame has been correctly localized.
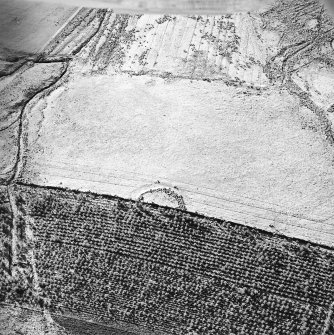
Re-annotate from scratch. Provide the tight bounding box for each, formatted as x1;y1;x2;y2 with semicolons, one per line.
13;4;334;247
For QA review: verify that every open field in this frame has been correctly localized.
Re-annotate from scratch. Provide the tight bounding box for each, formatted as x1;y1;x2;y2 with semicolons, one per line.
0;0;76;59
20;70;334;246
8;3;334;246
